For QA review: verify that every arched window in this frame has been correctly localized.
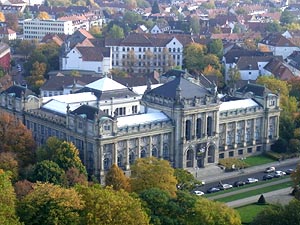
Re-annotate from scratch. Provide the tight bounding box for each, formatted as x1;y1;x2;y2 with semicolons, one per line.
141;149;147;158
186;149;194;167
129;151;135;165
196;118;202;138
117;155;123;167
104;158;110;170
185;120;191;141
207;116;213;136
152;147;158;157
163;145;169;160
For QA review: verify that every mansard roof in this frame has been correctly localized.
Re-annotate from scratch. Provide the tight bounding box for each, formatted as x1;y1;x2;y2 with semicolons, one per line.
236;83;272;97
70;104;107;120
1;85;34;98
146;75;211;99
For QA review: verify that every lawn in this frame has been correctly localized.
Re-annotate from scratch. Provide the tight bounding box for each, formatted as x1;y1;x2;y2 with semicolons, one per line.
216;181;293;202
236;203;269;224
242;155;276;167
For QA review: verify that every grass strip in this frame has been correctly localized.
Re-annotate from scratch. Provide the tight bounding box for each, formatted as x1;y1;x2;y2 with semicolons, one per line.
242;155;276;167
216;181;293;202
236;203;269;224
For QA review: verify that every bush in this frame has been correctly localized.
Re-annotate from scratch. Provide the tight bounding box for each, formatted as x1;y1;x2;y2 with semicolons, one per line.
219;158;248;171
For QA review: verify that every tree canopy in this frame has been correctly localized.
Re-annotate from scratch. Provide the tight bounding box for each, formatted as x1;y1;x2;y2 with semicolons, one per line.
130;157;177;197
17;182;84;225
0;112;36;168
77;185;150;225
105;163;131;191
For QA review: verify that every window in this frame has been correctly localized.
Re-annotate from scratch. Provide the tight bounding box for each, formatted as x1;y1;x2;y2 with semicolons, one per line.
238;149;243;155
185;120;191;141
132;105;138;114
207;116;213;136
219;153;224;159
247;148;252;153
196;118;202;138
115;107;126;116
103;124;110;131
103;109;109;115
229;151;234;157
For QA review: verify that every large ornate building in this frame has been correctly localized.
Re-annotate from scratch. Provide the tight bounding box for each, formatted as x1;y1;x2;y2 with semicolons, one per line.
0;70;280;182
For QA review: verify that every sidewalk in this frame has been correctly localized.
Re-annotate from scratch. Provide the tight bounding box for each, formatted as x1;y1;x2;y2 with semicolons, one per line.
190;157;300;183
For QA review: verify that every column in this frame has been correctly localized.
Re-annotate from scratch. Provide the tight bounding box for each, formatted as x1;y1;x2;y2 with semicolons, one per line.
192;115;196;140
252;118;256;145
203;113;207;138
275;116;279;139
233;121;237;148
98;144;105;185
159;134;163;158
224;123;228;150
137;137;141;158
243;120;247;147
113;142;118;165
149;136;152;157
125;140;130;170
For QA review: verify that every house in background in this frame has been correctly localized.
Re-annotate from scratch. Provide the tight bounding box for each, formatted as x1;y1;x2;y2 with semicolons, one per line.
0;27;17;41
258;33;300;59
0;43;11;72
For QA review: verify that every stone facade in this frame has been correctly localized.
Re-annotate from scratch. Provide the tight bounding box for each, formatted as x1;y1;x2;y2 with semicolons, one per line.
0;72;280;182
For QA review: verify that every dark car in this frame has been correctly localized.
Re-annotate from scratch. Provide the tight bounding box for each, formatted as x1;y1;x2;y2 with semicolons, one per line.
233;181;246;187
286;169;294;175
207;187;220;193
263;174;274;180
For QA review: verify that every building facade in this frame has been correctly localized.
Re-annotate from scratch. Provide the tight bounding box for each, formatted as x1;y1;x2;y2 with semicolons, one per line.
0;71;280;182
23;19;74;41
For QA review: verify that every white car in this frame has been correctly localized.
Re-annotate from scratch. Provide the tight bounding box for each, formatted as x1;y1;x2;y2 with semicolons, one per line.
246;178;259;184
219;183;233;190
194;190;205;196
274;171;286;178
264;166;275;173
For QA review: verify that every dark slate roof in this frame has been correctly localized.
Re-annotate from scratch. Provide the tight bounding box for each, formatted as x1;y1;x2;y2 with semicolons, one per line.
236;56;282;70
147;75;211;99
236;83;272;97
41;75;99;91
1;85;34;98
70;104;108;120
76;87;138;100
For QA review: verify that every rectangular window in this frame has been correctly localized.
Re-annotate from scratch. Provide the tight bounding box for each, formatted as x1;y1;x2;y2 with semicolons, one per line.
238;149;243;155
229;151;234;157
132;105;138;114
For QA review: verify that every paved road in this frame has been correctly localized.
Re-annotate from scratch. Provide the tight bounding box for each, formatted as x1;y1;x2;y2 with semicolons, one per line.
208;177;291;200
226;187;293;208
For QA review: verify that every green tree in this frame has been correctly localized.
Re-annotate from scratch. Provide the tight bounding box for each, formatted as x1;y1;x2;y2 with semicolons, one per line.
174;168;203;191
251;200;300;225
18;40;36;59
36;136;63;162
183;42;206;73
0;152;18;182
130;157;178;197
227;65;241;87
105;163;131;191
193;196;241;225
190;16;200;34
77;185;150;225
265;21;282;32
280;10;296;25
5;13;18;31
0;169;22;225
53;141;87;176
151;0;160;14
0;112;36;168
108;24;125;39
17;182;84;225
208;39;223;59
31;160;65;185
291;163;300;200
27;61;47;91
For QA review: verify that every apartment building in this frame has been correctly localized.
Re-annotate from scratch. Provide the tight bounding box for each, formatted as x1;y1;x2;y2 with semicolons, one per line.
23;19;73;41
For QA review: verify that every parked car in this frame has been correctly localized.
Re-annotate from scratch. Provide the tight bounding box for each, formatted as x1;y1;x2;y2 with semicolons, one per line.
264;166;275;173
233;181;246;187
263;174;274;180
219;183;233;190
193;190;205;196
286;169;294;175
246;178;259;184
274;171;286;178
207;187;220;193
